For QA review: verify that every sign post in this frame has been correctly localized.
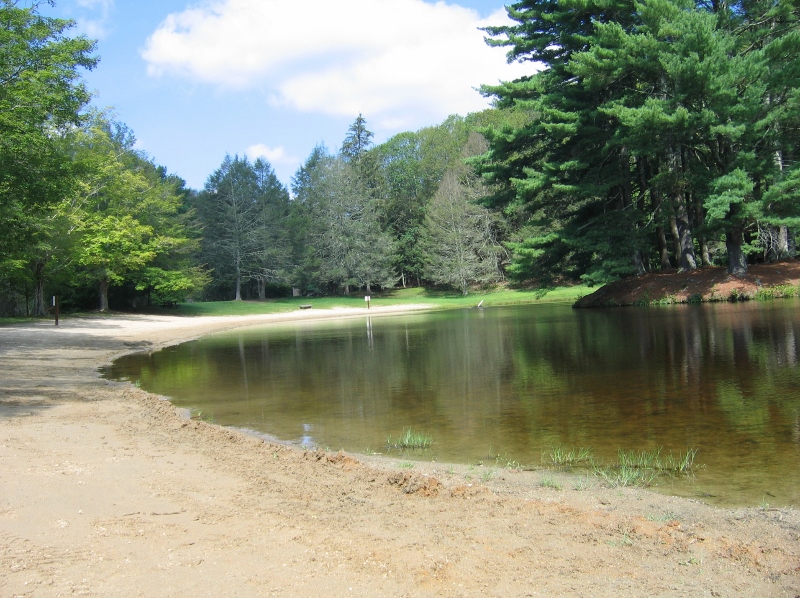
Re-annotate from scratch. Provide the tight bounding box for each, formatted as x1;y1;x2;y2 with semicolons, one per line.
364;295;371;309
53;295;59;326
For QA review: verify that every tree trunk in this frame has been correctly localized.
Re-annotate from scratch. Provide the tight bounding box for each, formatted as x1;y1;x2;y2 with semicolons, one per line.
696;204;712;266
777;225;790;259
32;261;48;316
234;273;242;300
258;277;266;300
669;216;682;266
657;226;672;270
632;250;647;276
726;228;748;276
366;282;372;293
674;198;697;272
99;278;110;312
344;284;350;295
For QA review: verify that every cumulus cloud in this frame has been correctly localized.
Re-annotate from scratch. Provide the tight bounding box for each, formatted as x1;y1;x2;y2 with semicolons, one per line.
142;0;531;131
71;0;115;39
244;144;299;167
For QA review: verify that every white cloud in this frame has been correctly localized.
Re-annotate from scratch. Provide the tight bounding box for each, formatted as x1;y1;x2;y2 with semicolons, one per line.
71;0;115;39
142;0;531;132
244;143;298;167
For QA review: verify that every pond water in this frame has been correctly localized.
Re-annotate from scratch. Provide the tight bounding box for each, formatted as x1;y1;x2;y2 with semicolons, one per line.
102;301;800;507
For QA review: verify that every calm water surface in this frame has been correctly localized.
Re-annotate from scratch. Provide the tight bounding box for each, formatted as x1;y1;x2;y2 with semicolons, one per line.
103;301;800;507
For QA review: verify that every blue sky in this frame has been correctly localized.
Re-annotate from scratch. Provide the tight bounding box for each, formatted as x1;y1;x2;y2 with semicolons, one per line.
46;0;530;191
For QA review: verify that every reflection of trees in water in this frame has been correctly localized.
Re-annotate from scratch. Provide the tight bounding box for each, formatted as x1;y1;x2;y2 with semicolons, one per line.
112;302;800;465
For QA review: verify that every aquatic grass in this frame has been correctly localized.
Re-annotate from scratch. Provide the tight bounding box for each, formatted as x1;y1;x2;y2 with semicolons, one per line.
616;447;697;474
386;428;432;450
546;446;594;470
541;445;698;488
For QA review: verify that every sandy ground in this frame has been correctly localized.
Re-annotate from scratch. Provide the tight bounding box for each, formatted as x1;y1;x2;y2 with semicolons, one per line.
1;305;799;597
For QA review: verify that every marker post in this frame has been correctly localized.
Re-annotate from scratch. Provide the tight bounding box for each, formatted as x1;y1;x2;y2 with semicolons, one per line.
365;295;371;309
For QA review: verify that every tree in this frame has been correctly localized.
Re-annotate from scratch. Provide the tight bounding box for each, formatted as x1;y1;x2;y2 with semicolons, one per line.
0;0;96;314
66;117;201;310
295;151;395;294
423;166;505;296
248;157;291;298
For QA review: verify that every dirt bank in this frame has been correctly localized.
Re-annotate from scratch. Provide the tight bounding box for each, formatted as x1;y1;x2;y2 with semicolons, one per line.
1;308;799;597
574;259;800;307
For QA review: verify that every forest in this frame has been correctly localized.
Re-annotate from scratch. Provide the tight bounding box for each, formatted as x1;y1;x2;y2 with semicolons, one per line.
2;0;799;316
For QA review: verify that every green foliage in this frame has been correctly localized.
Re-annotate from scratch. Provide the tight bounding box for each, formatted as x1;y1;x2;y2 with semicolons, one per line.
479;0;800;281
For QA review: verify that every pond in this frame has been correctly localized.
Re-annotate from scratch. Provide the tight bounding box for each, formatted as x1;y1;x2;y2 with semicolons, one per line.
102;300;800;507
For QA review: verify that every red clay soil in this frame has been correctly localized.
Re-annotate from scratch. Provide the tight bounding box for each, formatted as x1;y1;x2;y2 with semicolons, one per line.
574;259;800;307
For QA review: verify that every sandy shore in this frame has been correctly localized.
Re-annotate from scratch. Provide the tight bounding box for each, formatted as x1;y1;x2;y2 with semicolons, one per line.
1;307;799;597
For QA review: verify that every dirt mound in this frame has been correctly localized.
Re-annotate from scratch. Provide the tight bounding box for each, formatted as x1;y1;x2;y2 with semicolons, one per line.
575;259;800;307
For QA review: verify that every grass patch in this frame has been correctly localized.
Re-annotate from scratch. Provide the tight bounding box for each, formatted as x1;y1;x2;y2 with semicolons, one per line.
386;428;432;450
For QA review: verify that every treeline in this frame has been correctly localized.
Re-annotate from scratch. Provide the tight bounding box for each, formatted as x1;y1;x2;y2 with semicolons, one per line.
192;112;523;301
3;0;800;315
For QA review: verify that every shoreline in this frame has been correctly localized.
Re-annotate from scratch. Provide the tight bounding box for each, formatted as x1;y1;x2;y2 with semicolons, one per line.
2;309;799;596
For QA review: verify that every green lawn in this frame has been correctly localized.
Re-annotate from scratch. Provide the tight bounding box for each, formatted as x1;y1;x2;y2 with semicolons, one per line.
162;284;593;316
0;284;594;324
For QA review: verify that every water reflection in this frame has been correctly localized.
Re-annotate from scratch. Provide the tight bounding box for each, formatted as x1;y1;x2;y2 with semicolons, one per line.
103;300;800;507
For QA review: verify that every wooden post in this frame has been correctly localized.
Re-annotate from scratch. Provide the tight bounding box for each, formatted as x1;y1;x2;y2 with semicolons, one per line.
365;295;371;309
53;295;59;326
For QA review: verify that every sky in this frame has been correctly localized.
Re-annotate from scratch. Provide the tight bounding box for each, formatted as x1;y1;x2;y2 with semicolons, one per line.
45;0;531;191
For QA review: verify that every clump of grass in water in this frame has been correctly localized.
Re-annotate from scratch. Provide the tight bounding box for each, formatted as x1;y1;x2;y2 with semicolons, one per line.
546;446;594;470
594;448;698;488
386;428;432;450
544;445;698;488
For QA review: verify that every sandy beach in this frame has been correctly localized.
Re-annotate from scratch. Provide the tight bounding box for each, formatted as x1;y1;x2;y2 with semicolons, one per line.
1;306;799;597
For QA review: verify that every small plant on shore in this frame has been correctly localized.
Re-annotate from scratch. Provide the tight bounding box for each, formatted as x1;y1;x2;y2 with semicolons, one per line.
646;511;679;523
493;453;522;470
481;469;496;482
386;428;432;450
572;475;593;491
398;461;415;469
540;476;562;490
